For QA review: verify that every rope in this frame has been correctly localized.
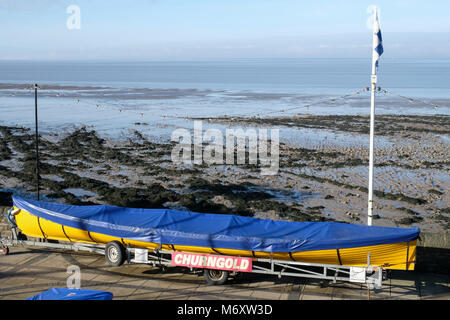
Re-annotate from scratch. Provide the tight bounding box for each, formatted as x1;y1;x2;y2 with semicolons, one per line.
225;88;370;118
381;88;448;110
0;85;34;96
229;87;449;118
1;85;448;125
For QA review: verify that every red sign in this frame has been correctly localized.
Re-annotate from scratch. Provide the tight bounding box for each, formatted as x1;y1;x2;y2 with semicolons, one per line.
171;252;252;272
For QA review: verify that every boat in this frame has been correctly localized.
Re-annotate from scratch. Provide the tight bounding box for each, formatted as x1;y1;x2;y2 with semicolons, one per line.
11;196;419;270
27;288;113;300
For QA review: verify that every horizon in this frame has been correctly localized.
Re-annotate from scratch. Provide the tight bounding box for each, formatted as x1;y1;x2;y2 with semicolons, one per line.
2;56;450;63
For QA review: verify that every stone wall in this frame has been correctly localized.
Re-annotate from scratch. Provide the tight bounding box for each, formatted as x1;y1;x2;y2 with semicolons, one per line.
0;205;448;274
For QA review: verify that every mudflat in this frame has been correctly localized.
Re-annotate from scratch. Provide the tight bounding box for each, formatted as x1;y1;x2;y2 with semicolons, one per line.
1;113;448;233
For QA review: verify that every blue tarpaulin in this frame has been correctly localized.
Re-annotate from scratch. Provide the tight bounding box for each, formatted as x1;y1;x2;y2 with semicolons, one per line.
27;288;113;300
13;196;419;253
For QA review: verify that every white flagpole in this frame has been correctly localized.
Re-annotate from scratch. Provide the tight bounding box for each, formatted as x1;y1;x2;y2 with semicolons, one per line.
367;7;379;226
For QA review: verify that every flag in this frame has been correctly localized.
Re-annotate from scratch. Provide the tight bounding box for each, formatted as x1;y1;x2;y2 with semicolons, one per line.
373;9;383;69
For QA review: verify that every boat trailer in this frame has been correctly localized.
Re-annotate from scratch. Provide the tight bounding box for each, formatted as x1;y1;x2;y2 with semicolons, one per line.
1;208;385;289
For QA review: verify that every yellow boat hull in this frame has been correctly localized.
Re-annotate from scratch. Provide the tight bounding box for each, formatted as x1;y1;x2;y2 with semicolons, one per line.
14;208;416;270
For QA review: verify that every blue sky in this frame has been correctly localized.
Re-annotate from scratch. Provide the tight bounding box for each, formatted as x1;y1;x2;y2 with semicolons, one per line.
1;0;450;60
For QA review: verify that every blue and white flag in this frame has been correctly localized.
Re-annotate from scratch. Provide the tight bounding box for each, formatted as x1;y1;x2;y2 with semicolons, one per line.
373;10;383;69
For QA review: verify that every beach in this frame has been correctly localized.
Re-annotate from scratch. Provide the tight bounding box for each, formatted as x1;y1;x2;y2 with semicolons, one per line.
0;112;448;233
0;59;449;234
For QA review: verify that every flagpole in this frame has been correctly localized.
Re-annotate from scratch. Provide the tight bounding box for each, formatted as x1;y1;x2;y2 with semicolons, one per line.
367;7;379;226
34;83;40;201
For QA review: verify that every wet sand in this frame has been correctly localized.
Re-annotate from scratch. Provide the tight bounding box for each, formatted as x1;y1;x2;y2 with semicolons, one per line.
0;113;449;233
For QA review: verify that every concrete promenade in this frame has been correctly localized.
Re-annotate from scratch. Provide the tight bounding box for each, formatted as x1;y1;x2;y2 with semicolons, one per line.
0;246;448;300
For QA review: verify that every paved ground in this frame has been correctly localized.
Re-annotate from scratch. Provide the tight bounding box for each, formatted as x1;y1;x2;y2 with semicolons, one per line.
0;246;449;300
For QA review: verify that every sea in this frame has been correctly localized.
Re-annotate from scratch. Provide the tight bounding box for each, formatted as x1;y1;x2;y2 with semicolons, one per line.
0;58;449;147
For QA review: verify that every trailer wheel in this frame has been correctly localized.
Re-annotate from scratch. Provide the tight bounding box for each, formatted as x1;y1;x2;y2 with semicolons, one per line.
105;241;126;267
1;245;9;256
204;269;229;285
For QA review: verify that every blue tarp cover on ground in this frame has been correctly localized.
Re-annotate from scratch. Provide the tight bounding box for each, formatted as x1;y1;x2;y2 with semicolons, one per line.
13;196;419;252
27;288;113;300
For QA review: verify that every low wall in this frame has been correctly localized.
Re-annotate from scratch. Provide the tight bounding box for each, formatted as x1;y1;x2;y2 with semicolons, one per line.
0;205;448;274
416;232;450;275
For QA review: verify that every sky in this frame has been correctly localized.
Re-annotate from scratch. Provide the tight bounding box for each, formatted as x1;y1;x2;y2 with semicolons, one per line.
1;0;450;60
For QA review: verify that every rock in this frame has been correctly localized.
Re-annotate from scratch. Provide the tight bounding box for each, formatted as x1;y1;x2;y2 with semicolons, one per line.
210;195;233;208
346;211;360;219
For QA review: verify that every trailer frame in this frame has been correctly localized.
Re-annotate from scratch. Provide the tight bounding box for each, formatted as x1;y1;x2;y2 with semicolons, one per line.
0;237;385;289
1;207;385;289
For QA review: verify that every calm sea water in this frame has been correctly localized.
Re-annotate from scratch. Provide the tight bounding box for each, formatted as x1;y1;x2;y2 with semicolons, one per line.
0;59;449;145
1;58;450;96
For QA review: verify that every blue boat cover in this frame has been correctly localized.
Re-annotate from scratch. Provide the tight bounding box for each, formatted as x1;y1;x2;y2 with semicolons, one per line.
13;196;419;252
27;288;113;300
